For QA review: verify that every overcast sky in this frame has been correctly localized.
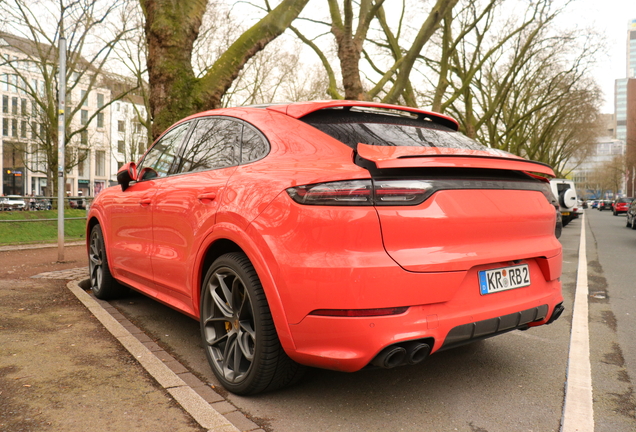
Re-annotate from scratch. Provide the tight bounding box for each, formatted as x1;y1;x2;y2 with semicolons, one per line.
567;0;636;113
18;0;636;115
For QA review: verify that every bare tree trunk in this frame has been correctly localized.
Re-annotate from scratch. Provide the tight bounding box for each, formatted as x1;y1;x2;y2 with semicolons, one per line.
140;0;206;140
333;28;365;100
382;0;458;105
141;0;310;139
196;0;310;111
326;0;384;101
431;14;453;113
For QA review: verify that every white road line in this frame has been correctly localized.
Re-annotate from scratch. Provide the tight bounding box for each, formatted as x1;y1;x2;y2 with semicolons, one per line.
561;213;594;432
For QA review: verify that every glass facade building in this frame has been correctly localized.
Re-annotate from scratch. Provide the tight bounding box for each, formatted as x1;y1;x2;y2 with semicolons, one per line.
628;18;636;78
616;78;628;141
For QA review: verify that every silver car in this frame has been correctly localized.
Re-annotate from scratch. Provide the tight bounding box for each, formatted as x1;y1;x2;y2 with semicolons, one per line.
5;195;26;210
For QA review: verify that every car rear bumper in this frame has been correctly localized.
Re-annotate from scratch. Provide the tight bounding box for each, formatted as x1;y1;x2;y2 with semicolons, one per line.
252;192;563;371
285;263;562;372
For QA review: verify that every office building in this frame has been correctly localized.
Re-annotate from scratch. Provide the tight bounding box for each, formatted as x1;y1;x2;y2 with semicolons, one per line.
0;32;147;197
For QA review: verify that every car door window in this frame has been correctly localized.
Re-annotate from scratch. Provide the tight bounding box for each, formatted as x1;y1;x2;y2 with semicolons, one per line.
175;118;241;173
139;122;192;179
241;124;269;163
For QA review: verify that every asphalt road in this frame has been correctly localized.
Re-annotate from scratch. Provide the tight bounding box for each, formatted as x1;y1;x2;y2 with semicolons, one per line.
585;209;636;431
108;210;636;432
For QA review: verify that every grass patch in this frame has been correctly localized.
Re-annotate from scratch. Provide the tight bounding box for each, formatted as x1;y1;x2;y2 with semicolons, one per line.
0;209;87;245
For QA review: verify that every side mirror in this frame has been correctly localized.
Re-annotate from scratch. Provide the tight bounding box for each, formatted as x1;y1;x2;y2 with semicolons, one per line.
117;162;137;191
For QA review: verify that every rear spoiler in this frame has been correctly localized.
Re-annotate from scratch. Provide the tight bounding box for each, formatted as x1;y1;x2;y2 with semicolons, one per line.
356;144;555;178
266;100;459;130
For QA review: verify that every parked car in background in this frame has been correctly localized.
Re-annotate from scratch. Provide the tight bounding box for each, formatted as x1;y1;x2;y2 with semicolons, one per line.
613;197;633;215
87;100;564;395
34;198;52;210
69;198;86;210
598;200;613;211
626;200;636;229
549;179;578;226
0;195;26;211
591;200;599;209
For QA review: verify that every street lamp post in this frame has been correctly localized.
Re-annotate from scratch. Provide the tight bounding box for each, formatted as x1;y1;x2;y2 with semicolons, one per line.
57;32;66;262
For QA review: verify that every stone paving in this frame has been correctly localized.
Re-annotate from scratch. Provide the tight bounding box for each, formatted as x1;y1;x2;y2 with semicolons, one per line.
31;266;89;280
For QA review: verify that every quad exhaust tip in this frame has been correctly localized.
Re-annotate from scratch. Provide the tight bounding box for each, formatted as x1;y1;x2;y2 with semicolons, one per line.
404;341;431;365
547;302;564;324
371;346;407;369
370;340;432;369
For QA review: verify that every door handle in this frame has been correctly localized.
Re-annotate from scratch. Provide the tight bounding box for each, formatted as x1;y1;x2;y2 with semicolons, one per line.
198;192;217;202
139;198;152;206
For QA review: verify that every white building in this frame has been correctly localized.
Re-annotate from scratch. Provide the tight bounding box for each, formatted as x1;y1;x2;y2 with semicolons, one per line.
110;95;149;180
0;32;147;197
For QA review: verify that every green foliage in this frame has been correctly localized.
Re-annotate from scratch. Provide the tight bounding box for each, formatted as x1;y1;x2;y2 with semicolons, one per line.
0;210;86;245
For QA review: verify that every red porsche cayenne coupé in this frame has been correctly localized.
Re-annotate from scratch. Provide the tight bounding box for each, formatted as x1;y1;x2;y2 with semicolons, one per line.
87;101;564;394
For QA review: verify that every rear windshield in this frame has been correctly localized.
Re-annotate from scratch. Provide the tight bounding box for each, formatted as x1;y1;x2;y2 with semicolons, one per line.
301;109;487;151
556;184;571;194
618;198;634;203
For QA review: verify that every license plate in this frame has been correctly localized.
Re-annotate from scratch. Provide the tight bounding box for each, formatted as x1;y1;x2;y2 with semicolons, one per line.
561;212;570;216
478;264;530;295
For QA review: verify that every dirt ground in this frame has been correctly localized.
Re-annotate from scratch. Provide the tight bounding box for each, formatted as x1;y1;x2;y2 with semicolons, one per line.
0;245;88;279
0;245;204;432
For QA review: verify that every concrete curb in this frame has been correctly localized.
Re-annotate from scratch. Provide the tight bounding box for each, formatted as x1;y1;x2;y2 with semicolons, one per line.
66;279;242;432
0;241;85;252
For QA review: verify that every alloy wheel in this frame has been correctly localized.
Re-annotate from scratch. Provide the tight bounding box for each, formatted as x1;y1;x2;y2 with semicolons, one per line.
89;229;103;290
202;267;256;384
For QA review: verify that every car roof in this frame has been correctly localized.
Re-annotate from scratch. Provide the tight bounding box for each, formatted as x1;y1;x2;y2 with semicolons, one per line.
178;101;460;132
263;100;460;131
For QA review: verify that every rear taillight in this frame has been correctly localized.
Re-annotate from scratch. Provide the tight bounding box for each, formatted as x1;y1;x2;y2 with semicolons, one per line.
286;180;433;206
286;180;373;205
374;181;433;203
287;177;552;207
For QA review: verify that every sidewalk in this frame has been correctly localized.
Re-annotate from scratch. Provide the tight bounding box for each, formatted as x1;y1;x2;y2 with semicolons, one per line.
0;245;258;432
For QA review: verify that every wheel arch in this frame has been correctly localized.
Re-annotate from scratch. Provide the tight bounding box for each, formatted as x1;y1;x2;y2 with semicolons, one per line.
194;225;297;354
199;238;243;288
86;215;101;254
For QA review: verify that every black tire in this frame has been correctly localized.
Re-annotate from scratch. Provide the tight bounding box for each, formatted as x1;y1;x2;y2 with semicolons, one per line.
613;210;618;216
626;217;632;228
632;218;636;230
89;224;128;299
200;252;305;395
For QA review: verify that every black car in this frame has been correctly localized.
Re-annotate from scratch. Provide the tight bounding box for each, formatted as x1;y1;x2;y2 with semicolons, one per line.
598;200;613;211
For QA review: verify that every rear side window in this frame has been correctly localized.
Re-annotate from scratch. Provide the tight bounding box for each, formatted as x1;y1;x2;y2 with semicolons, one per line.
556;184;570;194
241;124;269;163
301;109;486;150
176;118;242;173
